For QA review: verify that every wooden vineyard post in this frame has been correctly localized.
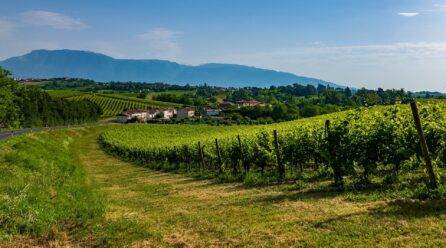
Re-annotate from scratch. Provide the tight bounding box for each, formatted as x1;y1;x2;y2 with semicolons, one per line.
183;145;191;172
172;146;177;169
410;101;438;189
197;141;205;171
325;119;330;138
325;119;343;188
215;138;223;174
273;130;285;183
237;135;247;174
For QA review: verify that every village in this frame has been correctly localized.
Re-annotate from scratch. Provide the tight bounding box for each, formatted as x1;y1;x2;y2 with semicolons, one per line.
116;99;264;123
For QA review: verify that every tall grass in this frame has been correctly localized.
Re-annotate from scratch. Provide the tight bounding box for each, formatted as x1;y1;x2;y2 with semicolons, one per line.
0;130;104;241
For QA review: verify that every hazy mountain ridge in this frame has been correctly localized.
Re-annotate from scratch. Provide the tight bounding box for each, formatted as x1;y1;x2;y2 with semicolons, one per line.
0;49;343;88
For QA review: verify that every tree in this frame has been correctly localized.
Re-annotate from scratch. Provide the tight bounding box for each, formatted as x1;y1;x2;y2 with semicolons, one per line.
0;67;102;129
0;68;21;128
272;103;287;121
317;84;327;95
344;87;352;98
137;92;147;99
155;112;164;119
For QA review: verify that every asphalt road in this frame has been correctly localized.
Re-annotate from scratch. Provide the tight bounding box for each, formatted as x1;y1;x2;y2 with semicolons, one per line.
0;128;47;141
0;122;116;141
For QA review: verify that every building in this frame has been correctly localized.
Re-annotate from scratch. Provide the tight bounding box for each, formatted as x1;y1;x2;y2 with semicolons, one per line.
219;101;236;109
203;108;220;116
236;100;261;107
161;109;175;119
116;109;148;123
177;107;195;119
144;109;159;121
143;108;176;121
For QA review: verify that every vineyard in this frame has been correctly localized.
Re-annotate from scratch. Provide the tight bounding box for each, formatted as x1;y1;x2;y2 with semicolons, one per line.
99;100;446;193
69;93;181;117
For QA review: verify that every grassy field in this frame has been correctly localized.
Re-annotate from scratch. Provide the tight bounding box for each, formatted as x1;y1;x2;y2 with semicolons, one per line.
2;126;446;246
47;89;87;98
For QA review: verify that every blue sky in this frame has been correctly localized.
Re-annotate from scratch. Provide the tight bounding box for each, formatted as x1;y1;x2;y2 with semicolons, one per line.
0;0;446;91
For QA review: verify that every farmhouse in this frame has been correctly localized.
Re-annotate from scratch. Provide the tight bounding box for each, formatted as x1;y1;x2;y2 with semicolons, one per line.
177;107;195;119
117;108;178;123
116;109;148;123
144;109;159;121
161;109;176;119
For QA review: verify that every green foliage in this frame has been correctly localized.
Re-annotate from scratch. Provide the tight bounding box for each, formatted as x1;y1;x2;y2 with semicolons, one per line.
136;92;147;99
0;68;21;128
0;130;104;240
152;92;198;105
47;89;87;98
0;68;102;129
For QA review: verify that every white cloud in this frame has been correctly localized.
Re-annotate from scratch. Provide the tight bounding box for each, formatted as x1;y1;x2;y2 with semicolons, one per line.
0;19;16;38
433;4;446;9
399;4;446;16
137;27;181;60
20;10;87;30
398;12;419;17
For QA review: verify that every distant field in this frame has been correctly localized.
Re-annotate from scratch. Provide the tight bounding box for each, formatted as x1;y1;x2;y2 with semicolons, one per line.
47;89;87;98
69;93;182;117
147;90;196;100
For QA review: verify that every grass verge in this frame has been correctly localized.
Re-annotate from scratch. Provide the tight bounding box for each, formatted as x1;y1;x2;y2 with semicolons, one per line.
0;129;103;245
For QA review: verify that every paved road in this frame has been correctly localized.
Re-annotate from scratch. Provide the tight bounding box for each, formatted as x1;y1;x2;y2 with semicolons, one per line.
0;125;95;141
0;122;117;141
0;128;43;141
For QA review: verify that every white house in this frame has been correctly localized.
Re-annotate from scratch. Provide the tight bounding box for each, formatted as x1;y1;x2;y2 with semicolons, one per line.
161;109;175;119
144;109;159;121
177;107;195;119
116;109;147;123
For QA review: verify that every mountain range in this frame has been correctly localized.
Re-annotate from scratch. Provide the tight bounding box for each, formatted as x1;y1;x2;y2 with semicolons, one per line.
0;49;343;88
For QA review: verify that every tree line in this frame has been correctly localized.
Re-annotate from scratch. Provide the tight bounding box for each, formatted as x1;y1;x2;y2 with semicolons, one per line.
1;68;102;129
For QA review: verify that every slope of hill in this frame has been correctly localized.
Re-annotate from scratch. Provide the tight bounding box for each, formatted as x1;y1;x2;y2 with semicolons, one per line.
0;49;342;88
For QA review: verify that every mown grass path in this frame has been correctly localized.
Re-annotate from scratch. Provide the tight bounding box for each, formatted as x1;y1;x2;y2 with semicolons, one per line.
75;128;446;247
